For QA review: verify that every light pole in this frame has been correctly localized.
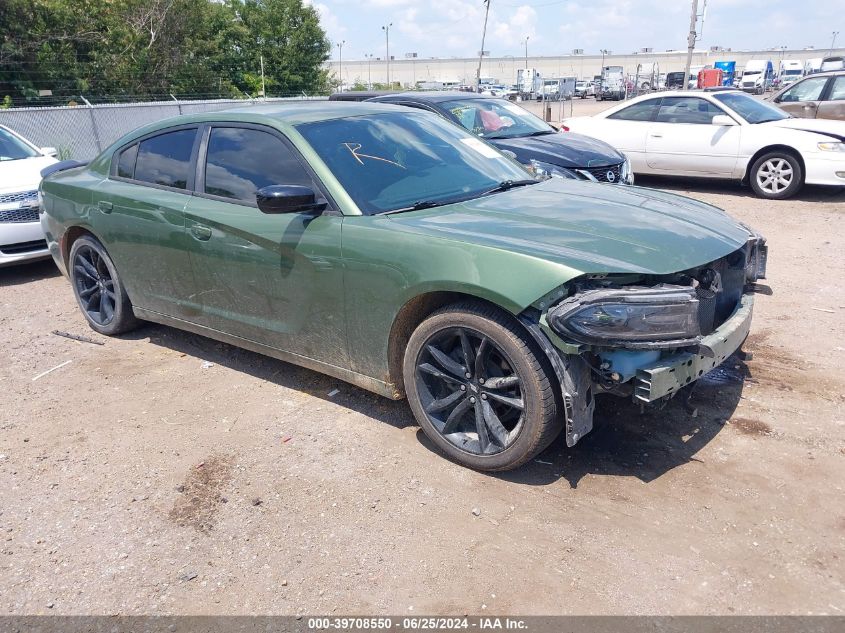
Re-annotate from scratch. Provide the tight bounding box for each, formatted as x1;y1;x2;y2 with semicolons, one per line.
365;53;374;88
600;48;609;71
336;40;345;91
523;36;530;68
382;23;393;87
828;31;840;57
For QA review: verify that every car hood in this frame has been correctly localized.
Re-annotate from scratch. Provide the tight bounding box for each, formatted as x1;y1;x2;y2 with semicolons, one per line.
764;117;845;139
387;179;752;276
0;155;57;194
489;131;623;169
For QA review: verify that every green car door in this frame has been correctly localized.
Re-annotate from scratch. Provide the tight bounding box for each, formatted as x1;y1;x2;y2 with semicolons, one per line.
93;126;200;317
181;124;347;365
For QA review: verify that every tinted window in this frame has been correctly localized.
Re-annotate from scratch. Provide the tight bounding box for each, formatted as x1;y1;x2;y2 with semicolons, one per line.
780;76;829;102
608;99;661;121
204;127;313;203
296;112;533;215
117;144;138;179
655;97;725;124
134;129;196;189
829;76;845;101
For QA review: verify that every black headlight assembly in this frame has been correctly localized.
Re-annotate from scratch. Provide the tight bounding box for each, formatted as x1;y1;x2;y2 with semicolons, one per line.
547;285;702;349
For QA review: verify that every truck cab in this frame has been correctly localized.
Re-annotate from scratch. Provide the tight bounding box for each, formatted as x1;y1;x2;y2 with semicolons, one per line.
741;60;774;94
778;60;803;87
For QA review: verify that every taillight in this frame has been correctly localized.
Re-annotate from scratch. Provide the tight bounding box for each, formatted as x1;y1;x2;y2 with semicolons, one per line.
559;124;570;132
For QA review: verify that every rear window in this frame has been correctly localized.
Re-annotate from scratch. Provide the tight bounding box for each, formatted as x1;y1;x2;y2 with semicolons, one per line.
134;129;197;190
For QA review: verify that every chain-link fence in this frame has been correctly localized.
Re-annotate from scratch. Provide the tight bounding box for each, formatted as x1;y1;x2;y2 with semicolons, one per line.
0;96;327;161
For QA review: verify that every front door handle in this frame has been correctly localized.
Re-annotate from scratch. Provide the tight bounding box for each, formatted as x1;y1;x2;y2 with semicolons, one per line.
190;224;212;241
649;134;663;138
97;200;113;213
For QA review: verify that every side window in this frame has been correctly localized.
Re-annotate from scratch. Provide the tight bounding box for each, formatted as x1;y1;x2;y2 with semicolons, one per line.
116;144;138;179
655;97;724;124
204;127;314;204
779;77;829;102
607;99;661;121
134;129;197;190
827;76;845;101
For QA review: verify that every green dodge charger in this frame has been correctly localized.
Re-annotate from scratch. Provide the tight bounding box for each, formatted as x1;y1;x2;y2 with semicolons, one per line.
40;102;767;471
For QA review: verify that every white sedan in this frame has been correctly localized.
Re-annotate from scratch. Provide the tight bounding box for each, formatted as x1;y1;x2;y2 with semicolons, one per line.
562;89;845;199
0;125;57;266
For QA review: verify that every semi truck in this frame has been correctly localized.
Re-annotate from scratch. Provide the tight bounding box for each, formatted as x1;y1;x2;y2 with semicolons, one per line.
740;60;774;94
778;60;803;87
714;61;736;86
516;68;542;99
596;66;625;101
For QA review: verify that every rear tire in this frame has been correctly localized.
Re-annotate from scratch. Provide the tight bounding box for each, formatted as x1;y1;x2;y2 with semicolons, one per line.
749;151;803;200
69;235;139;336
403;302;561;471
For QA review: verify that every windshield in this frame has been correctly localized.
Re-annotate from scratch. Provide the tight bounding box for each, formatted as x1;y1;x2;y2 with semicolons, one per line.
714;92;789;123
743;70;761;76
0;127;39;162
296;112;534;215
784;69;802;75
441;98;554;140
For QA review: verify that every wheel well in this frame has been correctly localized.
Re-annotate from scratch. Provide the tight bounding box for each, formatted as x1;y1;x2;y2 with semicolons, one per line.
387;291;513;398
743;145;805;184
60;226;98;268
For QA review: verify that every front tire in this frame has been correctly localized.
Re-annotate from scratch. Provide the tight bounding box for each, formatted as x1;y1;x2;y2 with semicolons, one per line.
749;151;803;200
403;302;561;471
69;235;139;335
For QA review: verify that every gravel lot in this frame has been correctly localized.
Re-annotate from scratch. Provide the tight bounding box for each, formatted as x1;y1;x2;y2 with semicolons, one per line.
1;98;844;616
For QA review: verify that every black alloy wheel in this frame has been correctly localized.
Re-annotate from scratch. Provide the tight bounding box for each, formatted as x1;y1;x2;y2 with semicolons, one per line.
403;302;561;471
69;235;138;335
416;326;524;456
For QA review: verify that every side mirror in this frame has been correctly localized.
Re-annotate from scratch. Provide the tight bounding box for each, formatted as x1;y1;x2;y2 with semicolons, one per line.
711;115;737;126
41;146;58;158
256;185;326;214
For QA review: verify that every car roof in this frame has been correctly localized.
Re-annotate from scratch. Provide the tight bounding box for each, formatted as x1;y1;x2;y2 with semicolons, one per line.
368;91;493;104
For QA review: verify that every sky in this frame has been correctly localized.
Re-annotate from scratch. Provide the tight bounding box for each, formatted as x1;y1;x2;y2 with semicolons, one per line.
305;0;843;61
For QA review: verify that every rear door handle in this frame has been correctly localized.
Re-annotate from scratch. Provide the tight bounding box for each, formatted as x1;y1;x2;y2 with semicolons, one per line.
97;200;113;213
190;224;212;241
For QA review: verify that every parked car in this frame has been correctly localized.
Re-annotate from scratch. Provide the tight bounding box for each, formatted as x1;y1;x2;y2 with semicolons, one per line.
367;91;633;184
0;124;58;266
39;103;768;471
768;71;845;120
575;80;595;99
562;89;845;199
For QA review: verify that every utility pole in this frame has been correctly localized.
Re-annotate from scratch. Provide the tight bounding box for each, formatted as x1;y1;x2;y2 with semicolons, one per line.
683;0;699;91
524;35;529;68
336;40;345;91
260;55;265;99
382;23;393;87
476;0;491;92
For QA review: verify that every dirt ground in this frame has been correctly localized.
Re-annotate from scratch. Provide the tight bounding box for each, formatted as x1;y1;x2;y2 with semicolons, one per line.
1;98;844;616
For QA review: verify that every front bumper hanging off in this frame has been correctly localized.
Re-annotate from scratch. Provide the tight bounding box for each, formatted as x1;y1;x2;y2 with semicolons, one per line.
633;293;754;403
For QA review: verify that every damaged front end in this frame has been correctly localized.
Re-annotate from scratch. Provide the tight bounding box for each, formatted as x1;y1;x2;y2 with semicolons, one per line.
522;235;768;447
